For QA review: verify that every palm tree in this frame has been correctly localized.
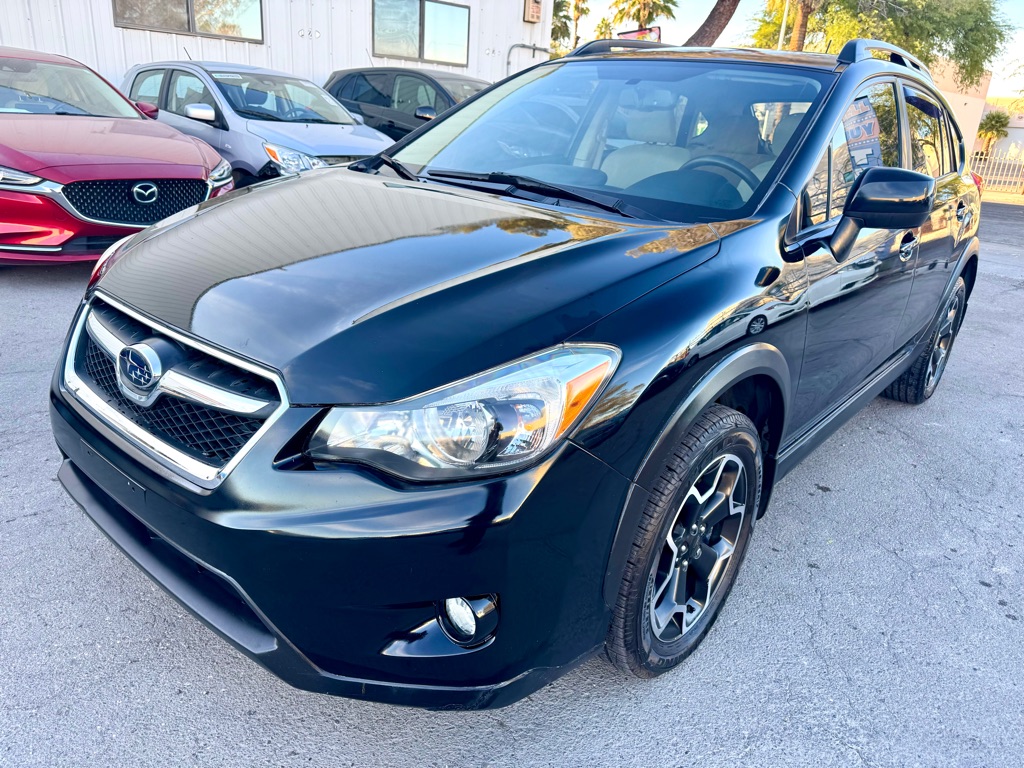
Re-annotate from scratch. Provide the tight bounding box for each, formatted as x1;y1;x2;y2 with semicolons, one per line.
977;110;1010;154
610;0;677;30
572;0;590;48
685;0;741;46
787;0;824;52
595;17;613;39
551;0;571;47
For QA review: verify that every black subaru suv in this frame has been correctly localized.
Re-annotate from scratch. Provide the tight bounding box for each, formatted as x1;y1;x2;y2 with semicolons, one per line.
51;39;980;710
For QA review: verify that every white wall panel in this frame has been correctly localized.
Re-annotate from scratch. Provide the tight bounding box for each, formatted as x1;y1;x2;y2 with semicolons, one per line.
0;0;554;87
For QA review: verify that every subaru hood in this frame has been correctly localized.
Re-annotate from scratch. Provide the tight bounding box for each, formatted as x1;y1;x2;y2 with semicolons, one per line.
96;170;719;404
245;120;393;157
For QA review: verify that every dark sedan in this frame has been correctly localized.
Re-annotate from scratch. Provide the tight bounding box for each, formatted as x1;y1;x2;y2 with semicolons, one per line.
324;67;488;140
52;40;979;709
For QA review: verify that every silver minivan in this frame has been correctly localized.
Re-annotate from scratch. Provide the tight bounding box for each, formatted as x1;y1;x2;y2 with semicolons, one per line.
122;62;393;186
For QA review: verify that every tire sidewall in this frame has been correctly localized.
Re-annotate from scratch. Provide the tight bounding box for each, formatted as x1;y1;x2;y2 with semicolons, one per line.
633;421;762;674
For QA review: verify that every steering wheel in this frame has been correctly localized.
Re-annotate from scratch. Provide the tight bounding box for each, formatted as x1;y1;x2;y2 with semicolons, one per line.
279;107;309;121
679;155;761;192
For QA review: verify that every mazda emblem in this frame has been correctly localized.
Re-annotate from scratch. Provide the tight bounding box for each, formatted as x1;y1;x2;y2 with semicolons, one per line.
132;182;159;205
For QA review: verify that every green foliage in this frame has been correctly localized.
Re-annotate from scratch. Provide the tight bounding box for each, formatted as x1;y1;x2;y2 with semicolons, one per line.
751;0;1010;87
552;0;572;45
595;18;614;39
978;109;1010;151
610;0;677;30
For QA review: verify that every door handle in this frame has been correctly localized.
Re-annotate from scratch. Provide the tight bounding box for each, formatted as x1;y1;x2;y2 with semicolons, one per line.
955;203;968;223
899;234;918;262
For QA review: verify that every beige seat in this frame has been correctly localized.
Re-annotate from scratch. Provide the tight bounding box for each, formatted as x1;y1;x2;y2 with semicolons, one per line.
601;109;691;189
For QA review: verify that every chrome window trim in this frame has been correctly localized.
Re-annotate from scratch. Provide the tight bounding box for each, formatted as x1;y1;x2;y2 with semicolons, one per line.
0;178;214;229
62;292;290;488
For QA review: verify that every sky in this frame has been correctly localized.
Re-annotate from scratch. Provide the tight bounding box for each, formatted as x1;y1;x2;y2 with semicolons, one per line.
576;0;1024;97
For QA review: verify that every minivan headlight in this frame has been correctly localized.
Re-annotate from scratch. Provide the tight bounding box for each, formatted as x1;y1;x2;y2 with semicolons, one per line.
264;143;327;174
307;345;620;480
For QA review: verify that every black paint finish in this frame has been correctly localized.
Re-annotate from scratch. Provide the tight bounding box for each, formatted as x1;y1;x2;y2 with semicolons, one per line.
51;47;981;709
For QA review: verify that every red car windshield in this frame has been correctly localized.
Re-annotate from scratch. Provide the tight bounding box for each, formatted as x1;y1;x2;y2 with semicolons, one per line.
0;57;139;118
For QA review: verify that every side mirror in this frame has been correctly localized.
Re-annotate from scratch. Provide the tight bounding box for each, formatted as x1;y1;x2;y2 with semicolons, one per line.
351;113;365;125
832;166;935;261
414;105;437;121
135;101;159;119
184;103;217;123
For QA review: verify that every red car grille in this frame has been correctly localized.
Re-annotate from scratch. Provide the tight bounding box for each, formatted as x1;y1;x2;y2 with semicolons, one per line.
62;179;207;226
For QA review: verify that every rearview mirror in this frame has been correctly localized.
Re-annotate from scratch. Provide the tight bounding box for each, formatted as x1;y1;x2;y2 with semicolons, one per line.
135;101;159;119
831;167;935;261
184;103;217;123
414;106;437;121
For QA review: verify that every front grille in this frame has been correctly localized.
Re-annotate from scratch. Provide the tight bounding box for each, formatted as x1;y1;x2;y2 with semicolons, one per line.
319;155;365;166
63;179;208;226
82;339;264;466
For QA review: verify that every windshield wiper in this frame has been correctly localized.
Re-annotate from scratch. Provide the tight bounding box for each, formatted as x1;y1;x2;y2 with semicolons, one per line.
54;110;98;117
371;153;419;182
426;169;656;220
233;108;284;122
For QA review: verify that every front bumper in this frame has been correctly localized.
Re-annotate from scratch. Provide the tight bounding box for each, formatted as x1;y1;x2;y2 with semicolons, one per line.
50;381;631;709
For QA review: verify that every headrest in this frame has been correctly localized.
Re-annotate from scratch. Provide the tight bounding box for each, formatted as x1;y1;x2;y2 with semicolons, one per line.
626;109;677;144
243;87;268;107
772;113;804;151
691;111;762;156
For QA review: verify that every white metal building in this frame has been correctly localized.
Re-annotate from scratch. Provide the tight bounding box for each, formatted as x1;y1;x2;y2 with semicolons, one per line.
0;0;554;87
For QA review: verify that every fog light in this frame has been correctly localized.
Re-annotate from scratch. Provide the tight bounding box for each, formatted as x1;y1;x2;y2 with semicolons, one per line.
439;594;499;647
444;598;477;639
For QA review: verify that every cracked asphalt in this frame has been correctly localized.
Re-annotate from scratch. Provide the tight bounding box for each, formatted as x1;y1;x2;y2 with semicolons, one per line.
1;201;1022;767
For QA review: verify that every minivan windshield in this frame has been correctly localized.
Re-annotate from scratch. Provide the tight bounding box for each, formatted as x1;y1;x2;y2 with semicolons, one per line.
211;72;356;124
393;59;831;221
0;57;139;118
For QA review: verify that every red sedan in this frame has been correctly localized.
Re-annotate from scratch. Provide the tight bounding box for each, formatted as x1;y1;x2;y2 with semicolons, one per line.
0;47;233;265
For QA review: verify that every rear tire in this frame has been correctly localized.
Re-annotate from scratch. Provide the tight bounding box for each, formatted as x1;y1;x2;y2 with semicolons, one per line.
882;276;966;405
606;404;762;678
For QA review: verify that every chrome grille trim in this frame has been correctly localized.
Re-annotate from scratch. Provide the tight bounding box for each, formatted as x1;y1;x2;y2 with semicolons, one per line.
62;293;290;488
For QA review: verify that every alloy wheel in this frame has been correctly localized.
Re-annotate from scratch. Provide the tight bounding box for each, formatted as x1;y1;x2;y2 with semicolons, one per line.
647;453;747;643
925;291;962;394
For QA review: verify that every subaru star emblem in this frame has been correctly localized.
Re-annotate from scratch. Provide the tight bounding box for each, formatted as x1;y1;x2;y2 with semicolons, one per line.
132;181;159;205
117;343;162;399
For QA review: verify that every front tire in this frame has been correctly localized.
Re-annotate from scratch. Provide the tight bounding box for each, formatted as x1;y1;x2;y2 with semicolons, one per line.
606;405;762;678
882;276;966;405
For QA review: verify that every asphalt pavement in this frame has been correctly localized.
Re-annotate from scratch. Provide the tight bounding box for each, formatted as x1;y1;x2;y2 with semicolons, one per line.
1;201;1022;767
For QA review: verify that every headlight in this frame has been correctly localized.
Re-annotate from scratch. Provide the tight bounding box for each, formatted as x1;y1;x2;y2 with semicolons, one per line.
263;143;327;174
0;165;42;186
307;344;620;480
208;158;232;186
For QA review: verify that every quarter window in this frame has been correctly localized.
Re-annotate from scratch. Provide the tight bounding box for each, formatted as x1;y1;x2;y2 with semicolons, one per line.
113;0;263;42
129;70;164;102
373;0;470;66
904;86;947;178
802;82;901;225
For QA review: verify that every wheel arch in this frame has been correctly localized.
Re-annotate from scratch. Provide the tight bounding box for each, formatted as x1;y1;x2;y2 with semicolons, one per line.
961;252;979;302
602;343;791;609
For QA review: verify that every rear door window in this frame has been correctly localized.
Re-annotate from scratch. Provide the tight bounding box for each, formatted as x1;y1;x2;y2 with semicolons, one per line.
904;86;947;178
348;72;391;107
129;69;164;103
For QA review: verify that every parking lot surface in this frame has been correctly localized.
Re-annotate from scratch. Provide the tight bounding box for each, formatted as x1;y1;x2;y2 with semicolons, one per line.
1;202;1022;767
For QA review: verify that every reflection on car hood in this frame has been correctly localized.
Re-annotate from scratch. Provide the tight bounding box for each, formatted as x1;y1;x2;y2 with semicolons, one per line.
98;171;720;404
244;120;392;156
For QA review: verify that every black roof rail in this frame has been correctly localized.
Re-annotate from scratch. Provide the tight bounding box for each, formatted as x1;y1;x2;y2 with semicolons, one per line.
565;39;675;57
836;38;931;80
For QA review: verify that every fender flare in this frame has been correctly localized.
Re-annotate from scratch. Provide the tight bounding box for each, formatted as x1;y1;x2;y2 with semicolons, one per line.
602;342;792;609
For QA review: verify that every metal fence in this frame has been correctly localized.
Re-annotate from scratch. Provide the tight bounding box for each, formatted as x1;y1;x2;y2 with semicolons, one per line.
971;149;1024;194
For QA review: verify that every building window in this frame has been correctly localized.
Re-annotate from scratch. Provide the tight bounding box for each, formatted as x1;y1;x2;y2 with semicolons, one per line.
373;0;470;66
112;0;264;42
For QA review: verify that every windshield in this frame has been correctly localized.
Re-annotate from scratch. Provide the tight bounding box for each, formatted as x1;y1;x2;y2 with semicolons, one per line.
435;75;488;104
211;72;355;124
394;59;830;221
0;57;138;118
